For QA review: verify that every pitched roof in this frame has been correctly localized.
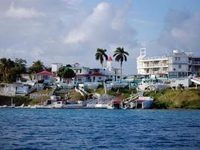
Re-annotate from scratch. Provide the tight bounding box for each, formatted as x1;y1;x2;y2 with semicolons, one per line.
37;70;53;76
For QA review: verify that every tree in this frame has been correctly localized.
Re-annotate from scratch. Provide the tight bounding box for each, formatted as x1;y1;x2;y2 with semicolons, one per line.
14;58;27;78
29;60;44;74
0;58;16;83
57;66;76;83
113;47;129;80
95;48;108;67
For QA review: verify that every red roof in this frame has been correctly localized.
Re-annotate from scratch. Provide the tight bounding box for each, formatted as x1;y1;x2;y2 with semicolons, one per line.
37;70;54;76
91;72;105;76
76;74;90;77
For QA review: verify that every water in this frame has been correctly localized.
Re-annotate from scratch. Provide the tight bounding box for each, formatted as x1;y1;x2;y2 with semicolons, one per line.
0;109;200;150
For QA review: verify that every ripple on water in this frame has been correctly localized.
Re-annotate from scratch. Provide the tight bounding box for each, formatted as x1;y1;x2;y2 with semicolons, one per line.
0;109;200;149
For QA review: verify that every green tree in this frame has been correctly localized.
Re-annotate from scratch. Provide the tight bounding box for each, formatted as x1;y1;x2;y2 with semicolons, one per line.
95;48;108;67
57;66;76;83
0;58;16;83
14;58;27;78
113;47;129;79
29;60;44;74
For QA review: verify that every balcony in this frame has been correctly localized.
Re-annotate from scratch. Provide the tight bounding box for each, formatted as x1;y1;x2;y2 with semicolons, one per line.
140;56;168;61
139;64;168;69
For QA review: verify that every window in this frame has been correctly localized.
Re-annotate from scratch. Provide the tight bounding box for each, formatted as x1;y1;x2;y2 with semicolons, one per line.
178;65;182;69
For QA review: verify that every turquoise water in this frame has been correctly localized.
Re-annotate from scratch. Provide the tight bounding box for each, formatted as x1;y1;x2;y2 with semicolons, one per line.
0;109;200;150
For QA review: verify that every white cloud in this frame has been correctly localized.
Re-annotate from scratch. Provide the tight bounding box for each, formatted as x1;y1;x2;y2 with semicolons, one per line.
0;0;137;73
6;3;44;19
64;2;137;49
157;10;200;54
143;10;200;58
64;2;113;44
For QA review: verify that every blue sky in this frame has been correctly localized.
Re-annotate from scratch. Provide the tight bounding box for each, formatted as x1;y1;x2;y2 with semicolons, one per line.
0;0;200;74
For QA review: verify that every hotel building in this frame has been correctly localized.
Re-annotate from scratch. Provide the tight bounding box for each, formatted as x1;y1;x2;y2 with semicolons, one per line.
137;48;200;78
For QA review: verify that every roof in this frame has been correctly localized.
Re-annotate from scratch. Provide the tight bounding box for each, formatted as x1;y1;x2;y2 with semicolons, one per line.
37;70;54;76
90;72;106;76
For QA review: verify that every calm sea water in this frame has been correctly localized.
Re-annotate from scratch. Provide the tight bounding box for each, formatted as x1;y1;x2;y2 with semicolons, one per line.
0;109;200;150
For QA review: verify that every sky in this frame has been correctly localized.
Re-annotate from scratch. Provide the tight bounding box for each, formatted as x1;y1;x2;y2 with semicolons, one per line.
0;0;200;74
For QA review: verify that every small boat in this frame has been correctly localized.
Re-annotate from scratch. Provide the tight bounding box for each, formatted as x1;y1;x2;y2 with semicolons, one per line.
15;104;25;108
0;105;8;108
63;100;85;109
41;95;65;108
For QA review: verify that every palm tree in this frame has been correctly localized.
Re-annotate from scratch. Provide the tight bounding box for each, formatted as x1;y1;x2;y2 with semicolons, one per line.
95;48;108;68
113;47;129;80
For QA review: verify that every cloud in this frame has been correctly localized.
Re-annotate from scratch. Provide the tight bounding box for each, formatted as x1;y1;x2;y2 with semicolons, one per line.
5;3;44;19
0;0;137;74
64;2;137;50
156;10;200;55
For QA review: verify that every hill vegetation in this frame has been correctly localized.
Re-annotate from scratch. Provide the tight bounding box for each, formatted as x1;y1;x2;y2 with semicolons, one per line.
144;89;200;109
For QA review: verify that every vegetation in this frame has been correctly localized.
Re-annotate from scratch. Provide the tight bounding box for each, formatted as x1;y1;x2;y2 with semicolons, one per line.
57;66;76;82
0;58;27;83
0;95;32;106
145;89;200;109
29;60;44;74
94;87;137;100
68;90;85;101
95;48;108;67
113;47;129;79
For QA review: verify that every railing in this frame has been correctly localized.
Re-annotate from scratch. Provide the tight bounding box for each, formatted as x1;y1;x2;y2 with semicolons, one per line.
140;56;168;60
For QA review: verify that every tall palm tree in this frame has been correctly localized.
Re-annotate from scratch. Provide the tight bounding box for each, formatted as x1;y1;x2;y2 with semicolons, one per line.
95;48;108;68
113;47;129;80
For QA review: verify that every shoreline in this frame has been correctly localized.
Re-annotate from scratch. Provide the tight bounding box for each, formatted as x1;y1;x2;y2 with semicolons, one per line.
1;88;200;109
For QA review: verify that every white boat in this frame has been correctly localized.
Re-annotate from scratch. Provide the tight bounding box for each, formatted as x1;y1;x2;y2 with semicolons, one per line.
95;103;109;109
39;95;65;108
0;105;8;108
15;104;25;108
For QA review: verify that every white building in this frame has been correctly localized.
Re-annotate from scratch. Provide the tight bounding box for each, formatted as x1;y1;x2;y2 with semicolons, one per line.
51;63;62;73
137;48;200;78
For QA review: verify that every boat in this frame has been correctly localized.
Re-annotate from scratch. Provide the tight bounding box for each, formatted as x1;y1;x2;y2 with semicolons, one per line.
63;100;85;109
41;95;65;108
15;104;25;108
0;105;8;108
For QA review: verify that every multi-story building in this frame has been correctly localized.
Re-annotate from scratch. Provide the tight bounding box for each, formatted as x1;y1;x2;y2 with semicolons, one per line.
137;48;200;78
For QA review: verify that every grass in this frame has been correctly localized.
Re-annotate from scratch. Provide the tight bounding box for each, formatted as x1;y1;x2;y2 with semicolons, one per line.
94;87;137;100
145;89;200;109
